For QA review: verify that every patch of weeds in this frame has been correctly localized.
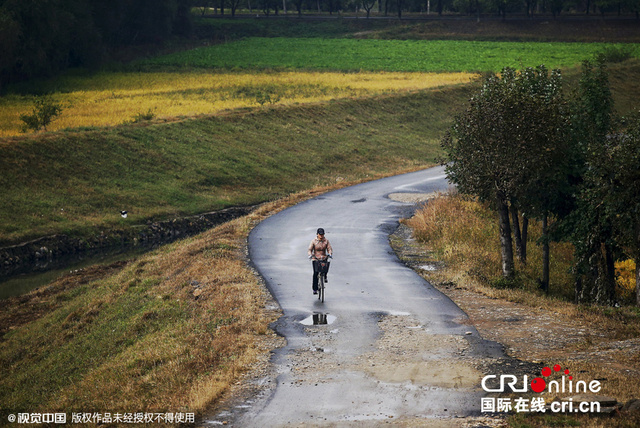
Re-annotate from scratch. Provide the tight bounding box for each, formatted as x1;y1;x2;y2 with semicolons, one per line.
232;84;282;105
595;45;636;64
254;89;281;106
491;274;525;290
129;108;156;123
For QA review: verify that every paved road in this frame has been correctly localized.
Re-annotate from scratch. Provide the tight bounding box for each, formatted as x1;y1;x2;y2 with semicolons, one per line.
214;166;504;426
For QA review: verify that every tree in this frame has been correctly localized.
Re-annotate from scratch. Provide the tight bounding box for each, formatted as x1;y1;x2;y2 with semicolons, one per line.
229;0;243;16
609;119;640;304
566;60;619;304
442;66;568;280
602;118;640;304
572;113;640;305
548;0;564;17
362;0;377;16
506;67;571;292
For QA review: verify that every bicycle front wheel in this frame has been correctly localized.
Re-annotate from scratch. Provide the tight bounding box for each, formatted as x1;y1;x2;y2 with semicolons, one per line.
319;274;325;302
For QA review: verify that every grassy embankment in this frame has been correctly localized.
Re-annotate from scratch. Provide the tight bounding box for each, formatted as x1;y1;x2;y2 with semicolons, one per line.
0;86;471;246
0;188;352;418
2;37;638;243
0;71;474;138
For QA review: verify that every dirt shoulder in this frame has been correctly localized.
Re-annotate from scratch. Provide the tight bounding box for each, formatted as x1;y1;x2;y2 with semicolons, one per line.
390;221;640;425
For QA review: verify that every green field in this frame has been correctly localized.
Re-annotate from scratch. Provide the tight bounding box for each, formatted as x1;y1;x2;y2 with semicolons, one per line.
137;38;640;73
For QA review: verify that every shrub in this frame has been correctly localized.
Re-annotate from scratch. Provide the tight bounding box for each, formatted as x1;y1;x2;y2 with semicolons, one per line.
19;95;64;132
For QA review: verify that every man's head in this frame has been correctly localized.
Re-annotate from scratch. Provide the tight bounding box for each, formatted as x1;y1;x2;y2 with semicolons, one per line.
316;228;325;238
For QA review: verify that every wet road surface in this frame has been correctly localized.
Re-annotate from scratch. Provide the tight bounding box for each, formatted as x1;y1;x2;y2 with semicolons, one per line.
206;166;505;426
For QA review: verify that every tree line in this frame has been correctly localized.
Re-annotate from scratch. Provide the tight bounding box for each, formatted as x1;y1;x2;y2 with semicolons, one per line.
442;60;640;306
0;0;193;90
196;0;640;19
2;0;639;89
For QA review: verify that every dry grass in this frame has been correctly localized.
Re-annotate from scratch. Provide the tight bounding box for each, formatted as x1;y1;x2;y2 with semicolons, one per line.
405;193;640;427
407;193;574;297
1;206;279;416
0;70;476;137
405;193;640;336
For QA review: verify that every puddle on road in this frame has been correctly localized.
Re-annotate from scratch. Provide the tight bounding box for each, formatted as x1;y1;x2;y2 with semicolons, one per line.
300;313;337;326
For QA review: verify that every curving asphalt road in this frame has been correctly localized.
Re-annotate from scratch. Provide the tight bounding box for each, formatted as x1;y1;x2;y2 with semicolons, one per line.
213;166;504;426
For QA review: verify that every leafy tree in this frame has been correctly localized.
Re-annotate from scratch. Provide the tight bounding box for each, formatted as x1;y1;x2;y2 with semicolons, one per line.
0;8;20;92
442;66;568;280
507;67;571;292
567;60;619;304
229;0;243;16
610;118;640;303
571;111;640;304
603;118;640;304
548;0;565;18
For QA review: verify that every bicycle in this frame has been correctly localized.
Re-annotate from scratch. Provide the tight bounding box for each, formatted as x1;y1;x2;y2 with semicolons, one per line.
312;256;331;303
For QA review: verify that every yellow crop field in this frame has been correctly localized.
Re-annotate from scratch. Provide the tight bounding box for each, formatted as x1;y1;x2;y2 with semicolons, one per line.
0;71;477;137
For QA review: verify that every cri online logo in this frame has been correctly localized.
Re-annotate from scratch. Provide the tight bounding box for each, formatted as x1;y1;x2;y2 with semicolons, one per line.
482;364;602;394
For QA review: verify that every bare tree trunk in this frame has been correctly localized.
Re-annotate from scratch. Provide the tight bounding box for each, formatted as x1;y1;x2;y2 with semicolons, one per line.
541;214;550;293
521;215;528;263
510;204;523;263
498;194;515;278
636;258;640;306
605;243;616;303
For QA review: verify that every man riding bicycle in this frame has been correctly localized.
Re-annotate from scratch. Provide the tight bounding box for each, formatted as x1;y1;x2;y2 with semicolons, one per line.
308;228;333;295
